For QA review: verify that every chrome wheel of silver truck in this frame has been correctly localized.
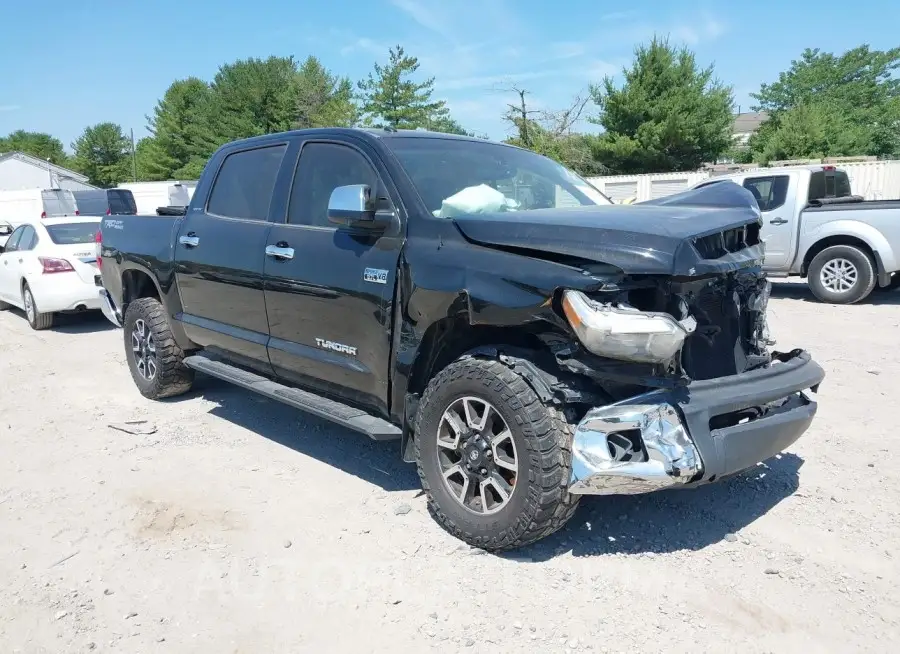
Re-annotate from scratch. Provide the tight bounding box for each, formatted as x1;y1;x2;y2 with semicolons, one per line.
808;245;876;304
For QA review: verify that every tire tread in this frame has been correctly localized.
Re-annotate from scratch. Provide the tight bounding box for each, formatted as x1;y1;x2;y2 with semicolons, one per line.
413;357;579;551
124;297;193;399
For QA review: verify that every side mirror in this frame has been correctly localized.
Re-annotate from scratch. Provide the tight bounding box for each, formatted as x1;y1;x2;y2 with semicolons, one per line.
0;223;11;237
327;184;377;227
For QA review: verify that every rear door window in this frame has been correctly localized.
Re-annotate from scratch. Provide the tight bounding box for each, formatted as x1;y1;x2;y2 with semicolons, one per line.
743;176;789;211
207;145;287;221
18;225;38;250
3;226;26;252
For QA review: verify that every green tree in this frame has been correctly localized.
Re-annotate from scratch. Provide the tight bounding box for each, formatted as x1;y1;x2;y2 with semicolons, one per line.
0;130;69;166
145;77;216;179
295;56;358;129
751;103;876;163
358;45;451;129
211;56;299;141
750;46;900;159
589;37;734;173
71;122;132;187
502;87;606;176
422;115;473;136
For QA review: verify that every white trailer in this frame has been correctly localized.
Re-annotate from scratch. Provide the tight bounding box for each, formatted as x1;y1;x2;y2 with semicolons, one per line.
0;188;79;247
117;181;193;215
588;160;900;204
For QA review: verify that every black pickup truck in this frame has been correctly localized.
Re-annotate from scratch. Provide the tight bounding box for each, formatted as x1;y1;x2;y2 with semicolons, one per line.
97;128;825;551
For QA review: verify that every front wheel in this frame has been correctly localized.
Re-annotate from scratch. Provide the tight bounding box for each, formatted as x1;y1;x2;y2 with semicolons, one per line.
123;297;194;399
808;245;876;304
414;357;580;551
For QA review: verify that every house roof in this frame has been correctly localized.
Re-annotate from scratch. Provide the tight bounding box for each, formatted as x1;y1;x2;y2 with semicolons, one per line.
0;151;90;182
732;112;769;135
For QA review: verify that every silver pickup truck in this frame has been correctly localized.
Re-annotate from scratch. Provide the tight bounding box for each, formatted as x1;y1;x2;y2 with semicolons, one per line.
693;165;900;304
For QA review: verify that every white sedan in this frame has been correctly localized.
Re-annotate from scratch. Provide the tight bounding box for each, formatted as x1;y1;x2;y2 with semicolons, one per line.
0;217;103;330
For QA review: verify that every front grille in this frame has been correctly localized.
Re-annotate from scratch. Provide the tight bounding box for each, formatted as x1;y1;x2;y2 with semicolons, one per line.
680;272;769;380
692;223;760;260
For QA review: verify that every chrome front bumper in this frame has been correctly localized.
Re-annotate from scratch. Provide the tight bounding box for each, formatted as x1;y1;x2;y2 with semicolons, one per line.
569;350;825;496
570;403;702;494
98;288;123;328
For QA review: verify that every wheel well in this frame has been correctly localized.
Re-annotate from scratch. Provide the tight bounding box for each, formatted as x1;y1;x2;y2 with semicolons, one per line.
406;317;549;397
802;236;876;277
121;269;160;314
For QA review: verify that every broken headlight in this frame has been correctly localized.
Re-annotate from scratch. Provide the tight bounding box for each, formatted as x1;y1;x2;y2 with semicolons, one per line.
561;290;697;364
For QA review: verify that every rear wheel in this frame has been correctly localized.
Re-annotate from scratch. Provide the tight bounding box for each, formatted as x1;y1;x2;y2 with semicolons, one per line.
123;297;194;399
414;357;580;551
808;245;876;304
22;284;54;330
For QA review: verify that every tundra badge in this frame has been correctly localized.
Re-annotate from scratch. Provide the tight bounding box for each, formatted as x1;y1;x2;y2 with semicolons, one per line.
364;268;388;284
315;338;358;356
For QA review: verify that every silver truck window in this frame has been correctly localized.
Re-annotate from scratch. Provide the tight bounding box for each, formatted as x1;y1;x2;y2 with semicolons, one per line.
743;176;789;212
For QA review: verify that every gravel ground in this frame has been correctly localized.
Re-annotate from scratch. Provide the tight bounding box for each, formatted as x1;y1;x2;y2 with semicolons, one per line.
1;281;898;653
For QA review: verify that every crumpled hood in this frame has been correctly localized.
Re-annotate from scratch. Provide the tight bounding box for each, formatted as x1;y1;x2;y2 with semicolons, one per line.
452;182;765;276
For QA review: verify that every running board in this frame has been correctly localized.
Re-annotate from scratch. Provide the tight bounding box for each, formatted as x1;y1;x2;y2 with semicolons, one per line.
184;353;402;441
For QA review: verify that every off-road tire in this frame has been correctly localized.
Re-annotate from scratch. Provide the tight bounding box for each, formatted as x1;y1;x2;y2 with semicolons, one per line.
414;357;580;551
123;297;194;399
808;245;876;304
23;284;53;330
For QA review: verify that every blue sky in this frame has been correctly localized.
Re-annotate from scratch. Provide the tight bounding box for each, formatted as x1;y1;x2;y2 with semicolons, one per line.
1;0;898;151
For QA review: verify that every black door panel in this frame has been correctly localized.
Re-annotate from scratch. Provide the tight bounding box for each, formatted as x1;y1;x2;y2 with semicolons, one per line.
174;142;289;372
263;138;404;415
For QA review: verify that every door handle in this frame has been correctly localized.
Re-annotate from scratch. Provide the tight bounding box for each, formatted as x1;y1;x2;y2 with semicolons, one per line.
179;234;200;248
265;244;294;260
769;218;788;225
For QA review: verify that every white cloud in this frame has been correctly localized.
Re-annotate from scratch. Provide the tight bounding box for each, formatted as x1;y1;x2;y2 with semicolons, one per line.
665;13;728;45
0;104;20;112
548;41;587;62
339;37;390;57
437;70;562;92
584;59;620;82
389;0;458;42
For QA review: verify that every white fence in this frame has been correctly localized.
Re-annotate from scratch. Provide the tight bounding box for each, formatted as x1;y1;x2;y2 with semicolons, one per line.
588;160;900;203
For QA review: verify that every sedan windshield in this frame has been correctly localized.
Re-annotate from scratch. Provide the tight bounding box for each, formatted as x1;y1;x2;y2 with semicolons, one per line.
385;137;611;217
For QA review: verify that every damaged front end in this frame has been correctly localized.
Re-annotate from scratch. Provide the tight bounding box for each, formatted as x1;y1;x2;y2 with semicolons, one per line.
551;260;822;496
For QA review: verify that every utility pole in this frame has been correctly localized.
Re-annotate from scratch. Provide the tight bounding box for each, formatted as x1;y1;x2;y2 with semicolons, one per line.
130;128;137;182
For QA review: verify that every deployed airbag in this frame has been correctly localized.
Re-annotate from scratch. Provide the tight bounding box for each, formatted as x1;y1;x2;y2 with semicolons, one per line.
433;184;519;218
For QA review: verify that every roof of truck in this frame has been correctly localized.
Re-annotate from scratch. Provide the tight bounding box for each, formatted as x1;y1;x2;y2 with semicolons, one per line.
221;127;497;151
711;164;844;181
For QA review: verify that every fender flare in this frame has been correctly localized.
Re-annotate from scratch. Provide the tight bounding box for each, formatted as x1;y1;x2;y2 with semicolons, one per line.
400;345;571;463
